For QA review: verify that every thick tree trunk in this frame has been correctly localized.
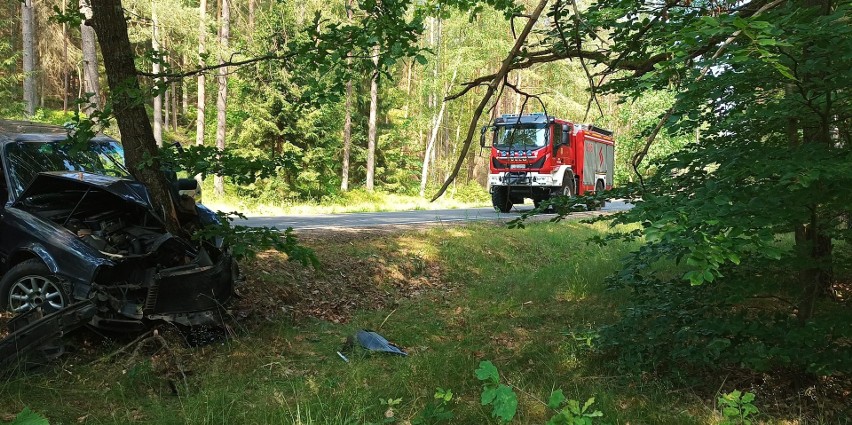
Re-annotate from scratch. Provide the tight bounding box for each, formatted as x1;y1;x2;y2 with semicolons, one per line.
365;44;379;191
89;0;182;235
152;6;163;146
340;0;353;192
214;0;230;196
80;0;101;115
792;0;835;321
22;0;36;117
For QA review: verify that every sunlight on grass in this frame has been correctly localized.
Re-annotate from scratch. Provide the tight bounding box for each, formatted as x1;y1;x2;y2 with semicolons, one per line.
201;181;490;216
0;220;755;424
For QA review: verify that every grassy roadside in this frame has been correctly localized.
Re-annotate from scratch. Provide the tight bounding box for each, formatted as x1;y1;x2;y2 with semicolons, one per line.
199;183;491;216
0;222;766;424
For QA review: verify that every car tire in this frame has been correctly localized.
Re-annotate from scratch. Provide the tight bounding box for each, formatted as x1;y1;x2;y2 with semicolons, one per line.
0;259;69;314
491;187;513;213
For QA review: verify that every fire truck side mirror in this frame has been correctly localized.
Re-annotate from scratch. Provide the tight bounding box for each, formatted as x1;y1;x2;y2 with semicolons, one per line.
479;126;488;148
561;125;571;146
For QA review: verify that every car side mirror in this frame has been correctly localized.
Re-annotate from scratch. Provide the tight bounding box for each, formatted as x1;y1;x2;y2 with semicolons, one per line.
177;178;202;203
480;126;488;148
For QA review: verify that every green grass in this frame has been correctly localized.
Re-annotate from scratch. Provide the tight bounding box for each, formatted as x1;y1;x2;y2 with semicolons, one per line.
0;222;756;424
199;181;491;216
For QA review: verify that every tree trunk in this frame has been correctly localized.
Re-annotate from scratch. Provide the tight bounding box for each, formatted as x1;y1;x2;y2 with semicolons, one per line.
248;0;255;41
22;0;36;117
80;0;101;115
62;0;69;112
365;44;379;191
181;54;188;116
196;0;207;149
89;0;182;235
170;78;178;130
420;69;457;197
152;5;163;146
340;0;353;192
214;0;230;196
793;0;834;321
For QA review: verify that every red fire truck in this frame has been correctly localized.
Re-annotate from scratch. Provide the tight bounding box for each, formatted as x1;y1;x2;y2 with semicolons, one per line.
482;113;615;212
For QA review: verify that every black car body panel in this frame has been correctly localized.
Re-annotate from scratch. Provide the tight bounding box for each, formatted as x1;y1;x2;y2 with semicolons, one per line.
0;121;235;328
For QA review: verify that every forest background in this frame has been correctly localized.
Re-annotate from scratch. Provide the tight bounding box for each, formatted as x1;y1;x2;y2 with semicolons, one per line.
0;0;683;211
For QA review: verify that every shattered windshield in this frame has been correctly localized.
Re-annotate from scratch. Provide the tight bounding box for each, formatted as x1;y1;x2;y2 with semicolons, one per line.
4;140;129;199
494;125;547;149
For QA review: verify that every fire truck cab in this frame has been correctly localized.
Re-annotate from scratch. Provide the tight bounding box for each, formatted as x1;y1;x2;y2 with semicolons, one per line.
482;113;614;212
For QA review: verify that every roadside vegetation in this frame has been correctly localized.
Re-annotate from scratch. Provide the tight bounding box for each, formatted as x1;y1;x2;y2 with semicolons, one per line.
200;182;491;216
1;220;849;424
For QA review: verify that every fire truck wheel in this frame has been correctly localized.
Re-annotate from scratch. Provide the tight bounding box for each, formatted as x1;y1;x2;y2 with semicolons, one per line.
595;180;606;210
491;187;513;213
560;173;575;197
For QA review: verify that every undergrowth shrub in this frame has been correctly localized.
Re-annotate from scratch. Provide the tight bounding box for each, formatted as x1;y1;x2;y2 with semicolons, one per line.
594;264;852;377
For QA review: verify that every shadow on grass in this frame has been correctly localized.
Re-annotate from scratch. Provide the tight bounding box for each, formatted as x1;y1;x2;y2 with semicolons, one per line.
5;221;845;424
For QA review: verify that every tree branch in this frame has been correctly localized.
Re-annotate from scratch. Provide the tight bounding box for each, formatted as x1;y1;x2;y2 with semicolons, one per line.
431;0;550;201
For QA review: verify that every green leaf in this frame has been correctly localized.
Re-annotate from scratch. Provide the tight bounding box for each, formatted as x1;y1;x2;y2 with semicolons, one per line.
10;408;49;425
475;360;499;383
581;397;595;413
491;385;518;423
481;387;498;405
547;389;566;409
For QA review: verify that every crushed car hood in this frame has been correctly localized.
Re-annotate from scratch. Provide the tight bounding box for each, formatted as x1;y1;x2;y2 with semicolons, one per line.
13;171;154;209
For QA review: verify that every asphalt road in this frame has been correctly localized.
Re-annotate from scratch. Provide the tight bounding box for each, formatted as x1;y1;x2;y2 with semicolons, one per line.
241;200;631;231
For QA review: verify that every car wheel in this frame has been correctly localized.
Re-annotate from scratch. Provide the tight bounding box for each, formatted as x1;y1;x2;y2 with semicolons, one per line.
491;187;513;213
0;259;69;314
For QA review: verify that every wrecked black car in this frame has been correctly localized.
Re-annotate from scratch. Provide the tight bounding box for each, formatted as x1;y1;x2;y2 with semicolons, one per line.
0;121;236;333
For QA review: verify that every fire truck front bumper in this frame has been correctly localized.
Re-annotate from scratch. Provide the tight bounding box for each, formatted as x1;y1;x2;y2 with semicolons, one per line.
489;171;559;187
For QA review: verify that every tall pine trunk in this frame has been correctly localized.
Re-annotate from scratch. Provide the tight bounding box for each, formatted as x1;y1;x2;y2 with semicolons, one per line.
340;0;353;192
196;0;206;149
214;0;230;196
152;4;163;146
365;44;379;191
80;0;101;115
22;0;36;117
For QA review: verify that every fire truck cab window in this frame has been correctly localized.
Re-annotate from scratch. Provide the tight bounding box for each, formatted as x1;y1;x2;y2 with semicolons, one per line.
494;125;547;149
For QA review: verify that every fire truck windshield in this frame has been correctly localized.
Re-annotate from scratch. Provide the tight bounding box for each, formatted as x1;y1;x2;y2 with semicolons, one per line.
494;125;547;149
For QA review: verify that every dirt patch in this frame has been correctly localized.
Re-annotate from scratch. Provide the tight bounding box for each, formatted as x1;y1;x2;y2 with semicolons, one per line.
234;228;448;325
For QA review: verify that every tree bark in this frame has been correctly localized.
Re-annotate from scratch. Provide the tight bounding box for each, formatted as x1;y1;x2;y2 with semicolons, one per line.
152;5;163;146
89;0;182;235
22;0;36;117
214;0;230;196
62;0;69;112
421;69;457;197
792;0;834;321
80;0;101;115
340;0;353;192
365;44;379;191
196;0;207;149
